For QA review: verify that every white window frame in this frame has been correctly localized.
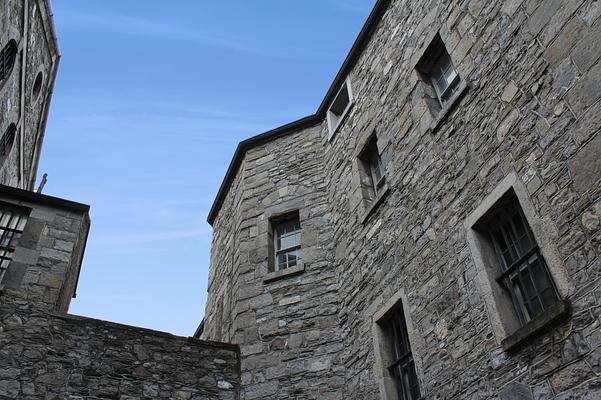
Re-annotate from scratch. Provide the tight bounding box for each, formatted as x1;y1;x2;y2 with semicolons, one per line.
326;77;354;140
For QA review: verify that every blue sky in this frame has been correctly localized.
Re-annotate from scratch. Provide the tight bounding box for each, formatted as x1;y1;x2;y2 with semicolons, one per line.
40;0;376;336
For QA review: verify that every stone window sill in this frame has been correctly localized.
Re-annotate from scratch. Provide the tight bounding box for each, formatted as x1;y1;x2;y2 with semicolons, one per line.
501;300;571;354
428;81;469;135
328;102;354;142
263;263;305;283
361;185;391;224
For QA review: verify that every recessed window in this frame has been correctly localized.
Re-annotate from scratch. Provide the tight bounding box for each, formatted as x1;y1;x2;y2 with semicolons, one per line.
32;71;44;102
360;135;385;197
0;206;28;283
0;40;18;83
476;190;560;325
271;213;301;272
416;34;462;107
377;302;421;400
0;124;17;168
327;78;353;138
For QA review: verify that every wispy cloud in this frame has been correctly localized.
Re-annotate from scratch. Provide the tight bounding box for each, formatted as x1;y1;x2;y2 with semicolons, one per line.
57;9;327;59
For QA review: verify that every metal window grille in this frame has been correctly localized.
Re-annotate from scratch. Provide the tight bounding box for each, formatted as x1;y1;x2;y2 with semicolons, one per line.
0;40;18;82
488;200;560;324
0;207;27;283
429;51;460;104
381;305;421;400
1;124;17;158
274;217;301;271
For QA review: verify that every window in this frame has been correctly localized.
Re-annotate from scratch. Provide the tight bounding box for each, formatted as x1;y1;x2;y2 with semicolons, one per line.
32;71;44;102
272;215;301;272
378;303;421;400
0;124;17;168
327;78;353;138
416;34;462;107
0;40;18;83
360;135;385;197
480;191;560;325
0;206;27;283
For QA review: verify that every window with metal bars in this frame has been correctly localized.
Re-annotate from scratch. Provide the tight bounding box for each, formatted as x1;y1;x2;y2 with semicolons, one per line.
484;193;560;325
0;40;18;83
0;123;17;167
360;136;385;197
0;206;28;283
379;304;421;400
272;216;301;271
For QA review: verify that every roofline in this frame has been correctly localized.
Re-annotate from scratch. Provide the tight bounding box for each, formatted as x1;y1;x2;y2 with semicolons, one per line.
207;0;391;225
0;184;90;213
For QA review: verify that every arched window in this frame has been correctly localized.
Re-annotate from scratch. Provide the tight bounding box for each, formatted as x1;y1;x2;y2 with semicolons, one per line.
0;124;17;167
0;40;18;83
32;71;44;102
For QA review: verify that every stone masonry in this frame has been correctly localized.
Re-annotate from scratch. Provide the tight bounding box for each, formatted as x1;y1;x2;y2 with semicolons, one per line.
0;0;59;190
1;1;241;399
203;0;601;399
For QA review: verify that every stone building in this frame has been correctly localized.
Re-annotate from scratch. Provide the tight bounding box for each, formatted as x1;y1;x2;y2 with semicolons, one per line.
1;1;240;399
201;0;601;399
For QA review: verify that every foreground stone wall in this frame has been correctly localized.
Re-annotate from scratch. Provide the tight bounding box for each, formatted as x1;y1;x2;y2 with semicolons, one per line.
0;0;59;189
0;298;240;400
206;0;601;399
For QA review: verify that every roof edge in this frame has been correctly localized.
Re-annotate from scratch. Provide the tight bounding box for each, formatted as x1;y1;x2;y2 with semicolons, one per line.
207;115;321;225
206;0;391;225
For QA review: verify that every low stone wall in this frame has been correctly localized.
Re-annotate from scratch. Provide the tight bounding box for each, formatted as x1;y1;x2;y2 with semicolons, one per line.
0;298;240;400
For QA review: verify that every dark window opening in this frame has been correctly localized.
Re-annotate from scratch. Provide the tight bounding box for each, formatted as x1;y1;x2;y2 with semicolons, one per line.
360;135;385;197
379;304;421;400
271;213;301;272
0;124;17;168
0;206;27;282
416;34;461;107
0;40;18;83
478;191;560;325
32;71;44;102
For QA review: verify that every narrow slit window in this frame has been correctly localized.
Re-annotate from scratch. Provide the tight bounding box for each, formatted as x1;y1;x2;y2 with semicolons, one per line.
0;207;27;283
361;136;385;197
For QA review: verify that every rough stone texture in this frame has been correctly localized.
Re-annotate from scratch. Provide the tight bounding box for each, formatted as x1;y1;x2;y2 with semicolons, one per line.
0;298;240;400
205;0;601;399
0;0;59;190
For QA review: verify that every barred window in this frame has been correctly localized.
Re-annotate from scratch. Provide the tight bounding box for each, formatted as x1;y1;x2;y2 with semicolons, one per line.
484;193;560;324
379;304;421;400
0;40;18;83
0;207;27;282
273;216;301;271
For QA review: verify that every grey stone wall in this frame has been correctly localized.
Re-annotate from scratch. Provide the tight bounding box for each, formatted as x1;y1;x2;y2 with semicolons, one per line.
0;298;240;400
204;124;346;399
205;0;601;399
0;0;59;190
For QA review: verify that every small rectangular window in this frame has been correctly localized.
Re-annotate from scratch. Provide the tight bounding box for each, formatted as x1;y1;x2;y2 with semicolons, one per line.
273;216;301;272
379;304;421;400
327;78;353;138
360;136;385;197
0;206;27;282
416;34;461;107
480;192;560;325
